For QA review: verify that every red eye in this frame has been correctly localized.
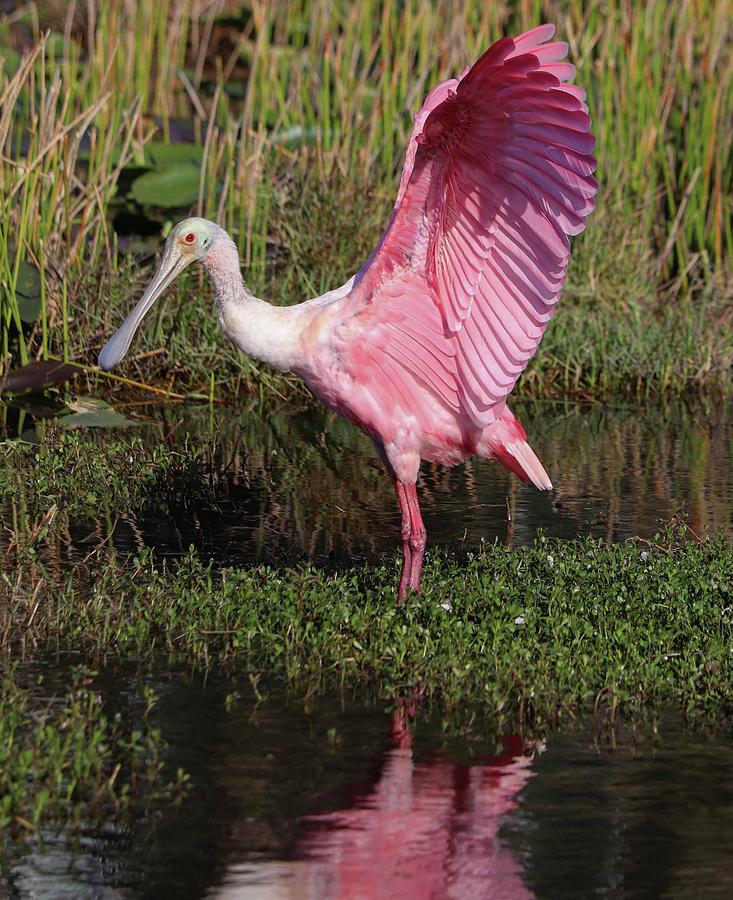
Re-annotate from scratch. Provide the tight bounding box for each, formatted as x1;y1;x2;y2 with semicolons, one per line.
184;232;196;244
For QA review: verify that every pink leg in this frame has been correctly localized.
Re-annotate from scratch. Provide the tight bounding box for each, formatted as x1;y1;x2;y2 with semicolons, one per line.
404;483;427;593
395;481;412;604
390;709;414;750
390;689;424;749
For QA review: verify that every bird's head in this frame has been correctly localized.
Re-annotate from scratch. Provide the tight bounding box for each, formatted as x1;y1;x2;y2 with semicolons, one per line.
98;217;226;370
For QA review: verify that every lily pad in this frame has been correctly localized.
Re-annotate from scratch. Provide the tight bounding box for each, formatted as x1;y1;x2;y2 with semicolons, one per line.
131;164;201;208
14;261;43;323
59;398;135;429
17;293;42;323
272;125;320;148
8;395;67;420
16;261;41;297
2;360;78;395
145;142;203;169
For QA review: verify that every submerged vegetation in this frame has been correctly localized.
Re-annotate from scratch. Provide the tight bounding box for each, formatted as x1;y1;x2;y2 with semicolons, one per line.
1;0;731;399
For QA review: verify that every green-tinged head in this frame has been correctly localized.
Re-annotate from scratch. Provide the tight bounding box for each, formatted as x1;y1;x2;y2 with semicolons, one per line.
98;218;225;371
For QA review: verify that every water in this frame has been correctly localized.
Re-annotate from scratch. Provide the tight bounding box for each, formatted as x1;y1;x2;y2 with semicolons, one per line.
4;397;733;566
2;398;733;896
4;667;733;899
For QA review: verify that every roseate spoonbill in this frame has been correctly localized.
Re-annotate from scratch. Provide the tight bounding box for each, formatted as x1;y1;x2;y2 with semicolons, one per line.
99;24;597;602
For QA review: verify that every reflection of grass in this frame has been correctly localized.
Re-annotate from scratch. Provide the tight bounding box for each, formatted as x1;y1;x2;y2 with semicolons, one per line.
3;400;732;563
0;2;731;398
520;399;733;542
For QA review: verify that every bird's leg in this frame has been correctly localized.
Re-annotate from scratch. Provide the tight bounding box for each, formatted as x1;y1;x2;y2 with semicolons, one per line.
390;709;414;750
405;483;427;593
394;481;413;604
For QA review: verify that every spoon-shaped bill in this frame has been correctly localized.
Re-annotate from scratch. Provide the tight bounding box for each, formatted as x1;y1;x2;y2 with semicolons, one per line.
98;245;190;370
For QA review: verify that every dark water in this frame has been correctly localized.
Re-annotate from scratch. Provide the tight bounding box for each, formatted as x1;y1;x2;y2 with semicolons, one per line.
4;397;733;567
4;668;733;899
3;398;733;896
85;398;733;561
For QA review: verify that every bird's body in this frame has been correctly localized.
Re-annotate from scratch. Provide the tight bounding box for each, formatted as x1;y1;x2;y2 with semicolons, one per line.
100;25;597;601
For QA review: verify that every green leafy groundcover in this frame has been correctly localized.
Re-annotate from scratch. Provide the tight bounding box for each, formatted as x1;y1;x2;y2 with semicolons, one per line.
10;532;733;726
0;666;187;835
0;432;208;518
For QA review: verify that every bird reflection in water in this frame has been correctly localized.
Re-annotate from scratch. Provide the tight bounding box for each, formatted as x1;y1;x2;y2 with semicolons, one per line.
213;706;539;899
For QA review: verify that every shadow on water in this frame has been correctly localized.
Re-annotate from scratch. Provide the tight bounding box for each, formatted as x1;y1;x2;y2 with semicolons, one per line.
2;397;733;567
5;664;733;899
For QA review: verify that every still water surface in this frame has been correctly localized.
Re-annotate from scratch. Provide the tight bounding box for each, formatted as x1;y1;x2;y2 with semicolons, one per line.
2;398;733;897
100;398;733;560
6;397;732;565
5;670;733;899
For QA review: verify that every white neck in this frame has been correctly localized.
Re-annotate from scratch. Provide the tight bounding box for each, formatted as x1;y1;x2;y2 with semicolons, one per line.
203;237;313;373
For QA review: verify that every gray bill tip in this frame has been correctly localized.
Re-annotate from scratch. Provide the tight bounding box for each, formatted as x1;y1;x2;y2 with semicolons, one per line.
98;332;129;371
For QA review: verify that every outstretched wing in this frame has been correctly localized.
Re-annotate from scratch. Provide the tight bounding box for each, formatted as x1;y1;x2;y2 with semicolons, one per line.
337;24;597;428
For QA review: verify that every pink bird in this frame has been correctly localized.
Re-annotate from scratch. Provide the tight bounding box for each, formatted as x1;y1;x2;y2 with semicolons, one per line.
99;25;597;602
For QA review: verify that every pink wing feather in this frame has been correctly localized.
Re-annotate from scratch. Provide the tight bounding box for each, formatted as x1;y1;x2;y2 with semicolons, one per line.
337;24;597;428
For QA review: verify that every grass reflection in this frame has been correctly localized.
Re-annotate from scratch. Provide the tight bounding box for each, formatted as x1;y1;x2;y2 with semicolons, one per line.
1;399;731;570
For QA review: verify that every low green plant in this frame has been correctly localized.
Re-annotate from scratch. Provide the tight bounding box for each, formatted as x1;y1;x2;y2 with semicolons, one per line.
4;530;732;728
0;664;188;835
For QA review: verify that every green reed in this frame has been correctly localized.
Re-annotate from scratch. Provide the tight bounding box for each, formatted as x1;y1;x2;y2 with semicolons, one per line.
0;0;731;394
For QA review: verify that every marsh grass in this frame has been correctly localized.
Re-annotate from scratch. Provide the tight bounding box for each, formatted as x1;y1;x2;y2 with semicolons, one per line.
5;530;733;729
1;1;732;397
0;663;188;836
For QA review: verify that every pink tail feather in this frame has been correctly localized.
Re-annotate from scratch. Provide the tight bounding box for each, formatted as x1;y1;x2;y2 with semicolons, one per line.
479;408;553;491
500;439;553;490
